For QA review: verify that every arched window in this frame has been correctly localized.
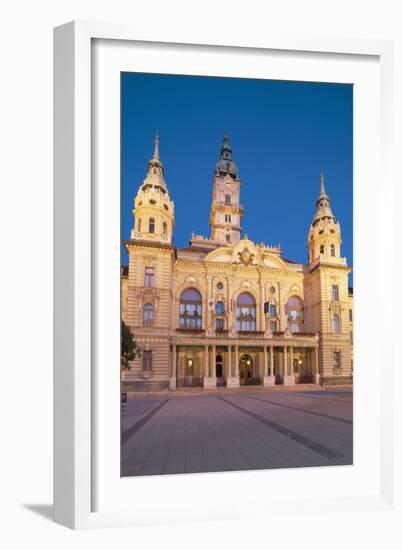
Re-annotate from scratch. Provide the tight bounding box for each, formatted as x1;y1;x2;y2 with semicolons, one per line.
143;303;153;325
162;221;167;235
330;244;335;257
149;217;155;233
179;288;202;329
319;244;325;255
332;314;340;333
286;296;304;333
236;292;256;332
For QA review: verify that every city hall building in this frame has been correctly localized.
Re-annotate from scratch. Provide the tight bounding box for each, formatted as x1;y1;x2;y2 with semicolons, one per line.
121;133;353;391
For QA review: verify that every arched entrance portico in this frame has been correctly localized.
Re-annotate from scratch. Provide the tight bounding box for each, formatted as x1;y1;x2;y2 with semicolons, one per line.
239;353;254;386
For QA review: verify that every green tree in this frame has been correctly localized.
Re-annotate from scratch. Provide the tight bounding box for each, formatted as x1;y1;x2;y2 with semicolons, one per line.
121;321;141;372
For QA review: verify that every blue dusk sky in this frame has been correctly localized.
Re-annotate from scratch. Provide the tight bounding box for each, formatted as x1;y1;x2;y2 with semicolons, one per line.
121;73;353;282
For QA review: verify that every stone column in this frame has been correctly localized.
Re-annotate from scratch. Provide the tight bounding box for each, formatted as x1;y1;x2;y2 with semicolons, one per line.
270;346;274;376
204;345;209;377
283;345;287;376
314;346;320;385
263;345;276;387
227;344;239;387
235;345;239;376
289;345;295;385
169;345;177;390
204;343;217;388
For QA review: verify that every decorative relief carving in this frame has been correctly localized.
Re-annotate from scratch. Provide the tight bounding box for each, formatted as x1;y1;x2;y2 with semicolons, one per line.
136;287;160;310
241;280;252;288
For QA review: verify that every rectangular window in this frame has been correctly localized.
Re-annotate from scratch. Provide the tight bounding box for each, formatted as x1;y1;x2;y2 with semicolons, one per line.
270;320;277;332
269;304;277;317
142;350;152;371
216;319;224;331
144;267;154;287
225;194;231;204
331;284;339;301
349;309;353;322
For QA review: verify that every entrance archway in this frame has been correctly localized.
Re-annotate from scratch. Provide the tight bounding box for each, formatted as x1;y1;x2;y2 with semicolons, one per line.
239;353;254;386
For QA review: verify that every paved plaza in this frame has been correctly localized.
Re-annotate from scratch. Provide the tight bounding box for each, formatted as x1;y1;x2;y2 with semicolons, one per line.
121;388;353;477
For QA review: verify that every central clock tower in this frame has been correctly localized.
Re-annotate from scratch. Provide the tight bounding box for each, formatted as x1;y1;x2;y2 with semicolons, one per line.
209;134;244;245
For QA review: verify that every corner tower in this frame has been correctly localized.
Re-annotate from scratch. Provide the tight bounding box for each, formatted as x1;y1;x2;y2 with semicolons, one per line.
308;173;342;264
209;134;244;245
131;131;175;244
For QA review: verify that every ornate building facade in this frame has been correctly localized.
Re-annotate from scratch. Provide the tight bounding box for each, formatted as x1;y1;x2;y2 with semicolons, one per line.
122;133;353;391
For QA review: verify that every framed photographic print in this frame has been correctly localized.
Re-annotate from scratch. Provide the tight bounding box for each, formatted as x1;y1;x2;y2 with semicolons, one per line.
54;21;396;530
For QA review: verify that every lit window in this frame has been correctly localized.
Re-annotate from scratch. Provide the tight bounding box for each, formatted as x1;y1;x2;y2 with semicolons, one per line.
332;314;341;333
286;296;304;333
332;284;339;301
149;217;155;233
143;303;153;325
142;350;152;371
179;288;202;329
144;267;154;287
236;292;256;332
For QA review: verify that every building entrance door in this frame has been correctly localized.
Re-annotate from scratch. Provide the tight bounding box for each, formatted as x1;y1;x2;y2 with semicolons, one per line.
216;354;224;386
239;354;254;386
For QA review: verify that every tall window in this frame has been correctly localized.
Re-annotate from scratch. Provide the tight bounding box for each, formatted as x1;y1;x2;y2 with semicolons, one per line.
330;244;335;256
319;244;324;254
332;314;341;333
142;350;152;371
138;218;142;232
225;194;231;204
332;284;339;301
179;288;202;329
236;292;256;332
143;303;153;325
349;309;353;322
144;267;154;287
226;234;231;243
162;221;167;235
149;217;155;233
216;318;224;331
286;296;304;333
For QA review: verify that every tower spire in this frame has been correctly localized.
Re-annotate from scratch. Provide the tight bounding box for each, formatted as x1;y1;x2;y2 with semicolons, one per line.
215;133;239;179
153;129;160;160
320;171;326;195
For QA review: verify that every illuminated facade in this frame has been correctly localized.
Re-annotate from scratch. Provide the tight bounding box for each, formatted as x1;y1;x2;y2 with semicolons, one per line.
122;133;353;391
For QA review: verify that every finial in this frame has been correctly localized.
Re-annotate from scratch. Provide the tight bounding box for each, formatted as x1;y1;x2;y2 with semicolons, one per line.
153;129;160;160
320;171;325;195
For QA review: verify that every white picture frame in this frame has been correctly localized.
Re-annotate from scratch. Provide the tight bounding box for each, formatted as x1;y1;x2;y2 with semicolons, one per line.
54;21;398;530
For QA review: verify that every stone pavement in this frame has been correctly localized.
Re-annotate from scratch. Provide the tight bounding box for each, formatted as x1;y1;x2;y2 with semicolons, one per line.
121;389;353;477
